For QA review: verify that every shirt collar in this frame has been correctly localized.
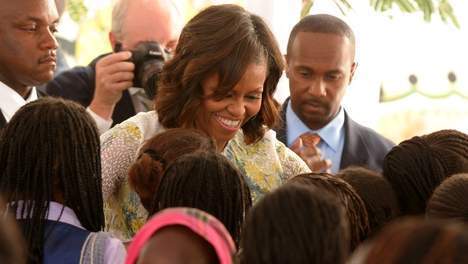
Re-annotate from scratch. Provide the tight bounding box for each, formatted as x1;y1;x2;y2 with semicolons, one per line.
286;101;345;152
128;87;141;96
0;81;38;122
13;200;84;230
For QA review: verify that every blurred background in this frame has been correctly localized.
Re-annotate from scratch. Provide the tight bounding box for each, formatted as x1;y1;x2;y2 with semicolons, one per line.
58;0;468;143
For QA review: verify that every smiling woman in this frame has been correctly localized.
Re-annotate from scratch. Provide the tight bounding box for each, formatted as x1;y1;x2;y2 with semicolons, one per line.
100;4;311;240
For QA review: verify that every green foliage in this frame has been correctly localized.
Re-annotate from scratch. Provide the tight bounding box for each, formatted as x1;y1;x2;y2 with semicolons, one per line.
301;0;459;27
370;0;459;27
67;0;88;23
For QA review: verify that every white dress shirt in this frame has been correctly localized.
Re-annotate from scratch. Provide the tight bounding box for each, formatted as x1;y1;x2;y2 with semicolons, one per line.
0;81;38;122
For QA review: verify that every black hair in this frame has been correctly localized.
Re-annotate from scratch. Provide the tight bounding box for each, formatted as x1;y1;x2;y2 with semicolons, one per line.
337;166;400;236
0;98;104;263
383;129;468;216
287;14;355;55
427;173;468;222
360;217;468;264
149;151;252;246
289;173;370;251
0;198;26;264
240;183;349;264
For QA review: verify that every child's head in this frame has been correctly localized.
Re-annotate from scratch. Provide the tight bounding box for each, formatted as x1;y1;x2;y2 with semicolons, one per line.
150;151;251;246
240;183;349;264
128;128;216;210
383;129;468;215
352;218;468;264
126;207;235;264
0;98;104;262
290;172;370;251
337;166;400;236
427;173;468;222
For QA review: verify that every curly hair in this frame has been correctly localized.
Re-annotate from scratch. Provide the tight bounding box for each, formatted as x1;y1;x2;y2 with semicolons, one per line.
155;4;284;144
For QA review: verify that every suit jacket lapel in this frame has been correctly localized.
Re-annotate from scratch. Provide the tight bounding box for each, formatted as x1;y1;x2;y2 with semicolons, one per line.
112;90;136;126
340;111;367;170
0;111;6;129
275;97;289;145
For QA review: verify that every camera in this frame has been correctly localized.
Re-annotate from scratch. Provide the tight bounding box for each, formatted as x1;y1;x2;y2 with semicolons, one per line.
114;41;171;99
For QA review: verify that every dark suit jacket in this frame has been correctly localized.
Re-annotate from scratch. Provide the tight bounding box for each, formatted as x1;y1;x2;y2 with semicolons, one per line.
42;54;135;127
275;98;395;173
0;88;47;129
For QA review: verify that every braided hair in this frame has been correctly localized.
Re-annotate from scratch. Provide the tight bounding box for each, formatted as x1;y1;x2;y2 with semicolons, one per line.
240;183;349;264
289;173;370;251
0;98;104;263
128;128;216;211
383;129;468;216
427;173;468;222
337;166;400;237
0;198;26;264
358;217;468;264
149;151;252;246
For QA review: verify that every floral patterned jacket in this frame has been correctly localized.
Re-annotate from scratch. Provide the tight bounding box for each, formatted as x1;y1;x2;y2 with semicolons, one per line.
101;111;310;240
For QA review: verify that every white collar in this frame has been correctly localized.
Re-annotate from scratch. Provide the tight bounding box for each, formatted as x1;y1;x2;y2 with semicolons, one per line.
0;81;38;122
13;200;84;230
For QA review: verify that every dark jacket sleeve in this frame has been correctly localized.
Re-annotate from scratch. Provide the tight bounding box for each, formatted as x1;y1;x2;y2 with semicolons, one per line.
44;65;95;107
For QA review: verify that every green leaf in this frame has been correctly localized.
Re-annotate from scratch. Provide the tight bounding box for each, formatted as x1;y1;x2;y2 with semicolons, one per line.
301;0;314;18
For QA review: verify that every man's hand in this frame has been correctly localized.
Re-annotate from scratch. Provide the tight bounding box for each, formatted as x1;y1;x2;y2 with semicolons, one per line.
290;136;332;173
89;51;135;120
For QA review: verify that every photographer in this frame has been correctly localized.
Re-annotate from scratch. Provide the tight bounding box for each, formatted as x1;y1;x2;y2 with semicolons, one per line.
45;0;182;134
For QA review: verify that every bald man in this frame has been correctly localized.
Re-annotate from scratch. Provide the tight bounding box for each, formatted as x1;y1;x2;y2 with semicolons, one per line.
0;0;59;128
45;0;182;133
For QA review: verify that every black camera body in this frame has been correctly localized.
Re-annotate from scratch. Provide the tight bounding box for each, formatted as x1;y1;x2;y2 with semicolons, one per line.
115;41;170;99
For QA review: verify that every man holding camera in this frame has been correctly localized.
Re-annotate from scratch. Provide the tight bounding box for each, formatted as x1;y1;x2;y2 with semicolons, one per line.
45;0;182;134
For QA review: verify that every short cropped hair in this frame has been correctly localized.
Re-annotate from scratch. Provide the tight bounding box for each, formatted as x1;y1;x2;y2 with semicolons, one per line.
287;14;355;56
337;166;400;237
156;4;284;144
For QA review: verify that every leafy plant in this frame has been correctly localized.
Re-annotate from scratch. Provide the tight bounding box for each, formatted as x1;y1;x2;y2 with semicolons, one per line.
301;0;459;27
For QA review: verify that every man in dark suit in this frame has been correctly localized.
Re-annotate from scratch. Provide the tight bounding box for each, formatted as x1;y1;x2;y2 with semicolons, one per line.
45;0;181;134
0;0;59;129
276;14;394;173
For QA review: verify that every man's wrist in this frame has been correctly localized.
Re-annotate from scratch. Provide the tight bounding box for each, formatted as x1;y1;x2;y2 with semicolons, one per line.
86;107;113;135
89;100;115;120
